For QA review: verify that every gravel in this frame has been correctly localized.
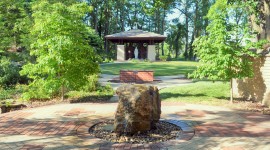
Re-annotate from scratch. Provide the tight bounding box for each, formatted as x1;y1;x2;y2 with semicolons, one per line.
89;120;181;144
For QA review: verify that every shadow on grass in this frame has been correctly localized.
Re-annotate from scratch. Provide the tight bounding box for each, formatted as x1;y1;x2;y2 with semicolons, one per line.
70;95;114;103
215;96;230;100
215;96;253;102
160;92;206;100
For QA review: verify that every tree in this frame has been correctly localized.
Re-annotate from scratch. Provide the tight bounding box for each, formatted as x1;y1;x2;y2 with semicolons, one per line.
191;0;257;103
166;23;185;58
20;1;100;100
0;0;32;52
229;0;270;41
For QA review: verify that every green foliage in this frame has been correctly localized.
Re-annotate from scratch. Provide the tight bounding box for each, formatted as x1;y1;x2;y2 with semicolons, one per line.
103;58;114;63
66;84;114;102
0;84;25;100
0;57;20;87
0;0;32;51
20;1;100;100
67;85;113;98
0;87;14;100
191;0;257;81
229;0;260;22
159;55;168;61
82;74;99;92
144;59;150;62
96;84;114;96
130;59;141;63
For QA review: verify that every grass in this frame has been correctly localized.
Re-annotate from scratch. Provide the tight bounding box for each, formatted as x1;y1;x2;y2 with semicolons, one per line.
100;61;198;76
160;81;230;105
66;84;114;103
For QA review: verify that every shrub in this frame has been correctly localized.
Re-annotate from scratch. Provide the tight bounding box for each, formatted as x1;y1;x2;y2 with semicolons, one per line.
96;84;114;96
167;54;172;61
130;59;140;63
159;55;168;62
144;59;150;62
0;84;26;101
66;84;114;103
0;57;20;87
21;81;52;101
103;58;114;63
83;74;99;92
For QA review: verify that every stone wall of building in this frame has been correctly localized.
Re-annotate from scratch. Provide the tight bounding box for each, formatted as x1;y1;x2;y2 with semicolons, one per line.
117;45;125;61
147;45;156;61
233;56;270;106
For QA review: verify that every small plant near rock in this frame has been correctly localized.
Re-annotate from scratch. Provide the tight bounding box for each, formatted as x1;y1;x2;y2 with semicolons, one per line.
103;58;114;63
144;59;150;62
0;100;26;113
130;58;140;63
159;55;168;62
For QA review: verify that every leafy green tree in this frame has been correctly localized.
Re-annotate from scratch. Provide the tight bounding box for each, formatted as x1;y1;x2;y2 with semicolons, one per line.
191;0;257;103
20;1;100;100
0;0;31;52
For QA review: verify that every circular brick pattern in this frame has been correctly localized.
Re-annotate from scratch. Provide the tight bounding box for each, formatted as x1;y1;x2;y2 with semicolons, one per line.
76;119;195;149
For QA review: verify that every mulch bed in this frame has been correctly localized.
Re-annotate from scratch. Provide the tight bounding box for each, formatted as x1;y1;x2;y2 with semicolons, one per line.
89;120;181;144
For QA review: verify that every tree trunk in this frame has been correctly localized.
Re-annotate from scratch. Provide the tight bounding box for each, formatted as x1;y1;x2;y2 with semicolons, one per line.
161;9;166;56
184;1;189;60
189;0;199;60
175;33;180;58
61;85;64;101
230;79;233;103
104;1;110;54
250;0;270;41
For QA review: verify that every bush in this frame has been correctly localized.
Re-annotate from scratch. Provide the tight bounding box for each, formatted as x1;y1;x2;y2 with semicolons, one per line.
21;74;101;101
0;84;25;101
83;74;99;92
66;84;114;103
21;81;52;101
103;58;114;63
159;55;168;62
96;84;114;96
167;54;172;61
0;57;20;87
144;59;150;62
130;59;140;63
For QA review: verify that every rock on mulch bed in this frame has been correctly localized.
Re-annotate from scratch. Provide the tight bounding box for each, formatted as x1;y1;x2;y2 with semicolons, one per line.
89;120;181;144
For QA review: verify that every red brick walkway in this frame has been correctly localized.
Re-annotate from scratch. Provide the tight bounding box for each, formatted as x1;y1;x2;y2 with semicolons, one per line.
0;109;88;137
0;119;84;136
196;122;270;137
0;103;270;150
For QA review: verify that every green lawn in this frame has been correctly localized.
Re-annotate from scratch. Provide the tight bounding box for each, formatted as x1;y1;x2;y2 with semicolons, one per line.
160;81;230;105
100;61;198;76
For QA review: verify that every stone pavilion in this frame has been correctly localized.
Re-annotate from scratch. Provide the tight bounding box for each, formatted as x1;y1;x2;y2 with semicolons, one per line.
105;29;166;61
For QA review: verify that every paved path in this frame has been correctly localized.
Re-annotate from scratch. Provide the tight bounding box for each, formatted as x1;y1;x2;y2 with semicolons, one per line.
99;74;193;90
0;102;270;150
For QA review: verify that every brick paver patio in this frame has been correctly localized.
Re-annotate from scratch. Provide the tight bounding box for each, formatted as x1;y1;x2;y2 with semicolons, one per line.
0;102;269;150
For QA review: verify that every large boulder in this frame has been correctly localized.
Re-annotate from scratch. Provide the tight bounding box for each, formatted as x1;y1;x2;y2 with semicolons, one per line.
114;84;161;135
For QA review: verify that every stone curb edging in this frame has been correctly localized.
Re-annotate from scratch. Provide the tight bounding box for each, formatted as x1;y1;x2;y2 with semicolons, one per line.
76;119;195;149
